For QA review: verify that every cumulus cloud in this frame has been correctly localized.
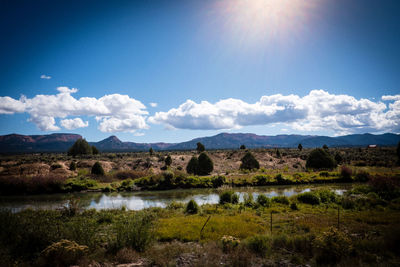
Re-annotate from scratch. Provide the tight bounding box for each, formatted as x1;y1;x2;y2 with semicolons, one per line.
60;118;89;130
149;102;158;107
149;90;400;134
0;87;148;132
382;95;400;101
40;74;51;80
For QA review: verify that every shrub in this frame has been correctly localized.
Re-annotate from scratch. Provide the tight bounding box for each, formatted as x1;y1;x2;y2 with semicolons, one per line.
186;156;198;175
340;166;353;181
69;161;77;171
298;143;303;151
231;193;239;204
114;170;147;180
297;192;320;205
164;155;172;166
211;175;225;188
355;171;370;182
185;199;199;214
275;173;289;184
91;162;105;176
254;174;269;185
256;194;271;207
68;139;92;157
290;202;299;210
243;193;254;207
240;144;246;149
50;163;62;170
113;211;154;252
240;152;260;170
219;191;234;204
221;235;240;252
197;152;213;175
313;227;352;265
272;196;290;205
335;152;343;164
318;189;337;203
149;147;154;156
246;235;270;255
306;148;337;169
39;239;88;267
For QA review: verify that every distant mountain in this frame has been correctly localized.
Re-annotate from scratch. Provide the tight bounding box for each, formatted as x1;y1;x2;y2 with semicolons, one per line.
0;132;399;153
0;133;82;153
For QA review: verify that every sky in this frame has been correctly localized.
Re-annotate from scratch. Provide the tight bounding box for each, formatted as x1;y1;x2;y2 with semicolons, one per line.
0;0;399;142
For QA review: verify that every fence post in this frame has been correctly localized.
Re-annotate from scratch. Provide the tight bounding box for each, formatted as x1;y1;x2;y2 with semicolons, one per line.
270;211;272;234
200;215;211;239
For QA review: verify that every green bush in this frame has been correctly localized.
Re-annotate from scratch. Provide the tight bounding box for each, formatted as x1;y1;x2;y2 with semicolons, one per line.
240;152;260;170
313;227;352;265
306;148;336;169
253;174;270;185
91;146;99;155
197;152;214;175
290;202;299;210
39;239;88;267
256;194;271;207
297;192;320;205
68;139;92;157
211;175;225;188
272;196;290;205
219;191;235;204
243;193;254;207
164;155;172;166
186;156;198;175
91;162;105;176
185;199;199;214
318;189;337;203
113;211;154;252
246;235;271;255
232;193;239;204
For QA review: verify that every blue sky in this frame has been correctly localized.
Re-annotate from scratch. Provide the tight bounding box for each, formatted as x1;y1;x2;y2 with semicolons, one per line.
0;0;399;142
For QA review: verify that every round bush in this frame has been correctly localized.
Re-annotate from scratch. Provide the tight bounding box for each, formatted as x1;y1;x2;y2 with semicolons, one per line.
219;191;234;204
297;192;320;205
256;194;271;207
197;152;214;175
185;199;199;214
91;161;105;176
240;151;260;170
306;148;337;169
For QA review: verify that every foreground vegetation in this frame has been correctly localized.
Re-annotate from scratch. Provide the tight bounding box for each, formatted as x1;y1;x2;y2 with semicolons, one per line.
1;176;399;266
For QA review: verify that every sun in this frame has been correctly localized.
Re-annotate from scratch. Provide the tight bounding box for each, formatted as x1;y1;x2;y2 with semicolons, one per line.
215;0;317;45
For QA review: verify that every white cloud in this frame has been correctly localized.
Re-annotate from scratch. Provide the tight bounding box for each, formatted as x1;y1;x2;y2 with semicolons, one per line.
0;87;148;133
149;102;158;107
382;95;400;101
40;74;51;80
149;90;400;134
60;118;89;130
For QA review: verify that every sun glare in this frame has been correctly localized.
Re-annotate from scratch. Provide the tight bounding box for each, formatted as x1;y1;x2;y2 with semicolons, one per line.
216;0;318;45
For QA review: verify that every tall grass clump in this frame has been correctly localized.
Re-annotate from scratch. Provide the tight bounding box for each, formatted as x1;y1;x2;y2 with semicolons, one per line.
112;211;155;252
246;235;271;256
256;194;271;207
219;191;238;204
297;192;320;205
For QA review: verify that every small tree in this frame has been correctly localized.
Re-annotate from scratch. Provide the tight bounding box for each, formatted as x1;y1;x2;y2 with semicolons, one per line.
92;146;99;155
276;149;281;158
196;142;205;153
91;161;105;175
306;148;337;169
197;152;213;175
68;139;92;157
165;155;172;166
149;147;154;156
240;144;246;150
322;144;329;150
240;152;260;170
298;143;303;151
186;156;199;174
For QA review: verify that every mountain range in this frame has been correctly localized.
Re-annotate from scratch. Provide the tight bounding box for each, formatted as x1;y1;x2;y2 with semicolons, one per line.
0;132;399;154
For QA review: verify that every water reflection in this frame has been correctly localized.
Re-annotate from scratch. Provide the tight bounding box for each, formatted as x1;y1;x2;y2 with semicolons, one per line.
0;184;353;212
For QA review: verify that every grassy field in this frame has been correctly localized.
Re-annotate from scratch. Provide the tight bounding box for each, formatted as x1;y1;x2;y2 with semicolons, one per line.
1;179;400;266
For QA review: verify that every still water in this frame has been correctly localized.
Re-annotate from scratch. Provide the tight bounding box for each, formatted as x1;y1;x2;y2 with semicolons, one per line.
0;184;353;212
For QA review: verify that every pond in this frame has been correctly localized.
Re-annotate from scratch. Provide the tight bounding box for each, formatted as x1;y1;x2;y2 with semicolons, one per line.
0;183;354;212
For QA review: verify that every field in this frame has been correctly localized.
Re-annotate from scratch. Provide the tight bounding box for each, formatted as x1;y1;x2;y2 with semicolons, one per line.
0;147;400;266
